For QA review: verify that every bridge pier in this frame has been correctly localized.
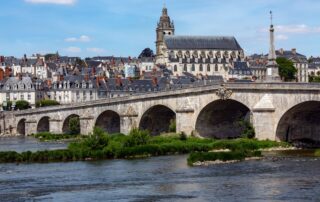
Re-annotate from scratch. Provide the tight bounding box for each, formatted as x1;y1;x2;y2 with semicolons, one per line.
120;115;138;135
25;120;37;136
80;116;95;135
49;119;63;134
252;94;277;140
176;109;195;136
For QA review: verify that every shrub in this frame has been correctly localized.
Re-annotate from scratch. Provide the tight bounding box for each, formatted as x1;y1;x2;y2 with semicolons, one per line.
179;132;188;141
124;128;150;147
15;100;30;110
2;101;12;111
68;117;80;135
36;100;60;108
236;119;255;139
169;119;176;132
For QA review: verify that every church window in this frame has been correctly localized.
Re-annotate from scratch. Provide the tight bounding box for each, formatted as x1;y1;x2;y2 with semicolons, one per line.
174;65;177;72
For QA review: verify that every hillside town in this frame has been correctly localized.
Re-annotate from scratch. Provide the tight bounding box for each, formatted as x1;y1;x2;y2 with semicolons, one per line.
0;6;319;109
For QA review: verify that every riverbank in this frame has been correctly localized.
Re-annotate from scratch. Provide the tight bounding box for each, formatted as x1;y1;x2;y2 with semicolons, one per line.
0;128;291;164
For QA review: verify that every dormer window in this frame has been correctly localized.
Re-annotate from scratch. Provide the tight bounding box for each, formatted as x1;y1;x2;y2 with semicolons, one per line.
6;84;10;90
82;81;86;89
88;81;93;88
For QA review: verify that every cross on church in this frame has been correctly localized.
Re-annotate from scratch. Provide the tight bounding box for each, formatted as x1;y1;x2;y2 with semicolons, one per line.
270;11;273;25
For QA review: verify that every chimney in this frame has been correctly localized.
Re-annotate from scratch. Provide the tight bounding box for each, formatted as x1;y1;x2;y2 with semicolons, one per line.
279;48;284;55
0;69;4;81
47;80;52;88
85;74;89;81
116;76;122;87
152;77;158;86
58;74;64;82
292;48;297;55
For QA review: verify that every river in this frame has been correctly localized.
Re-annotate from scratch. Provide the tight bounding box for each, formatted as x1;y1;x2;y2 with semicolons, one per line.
0;138;320;201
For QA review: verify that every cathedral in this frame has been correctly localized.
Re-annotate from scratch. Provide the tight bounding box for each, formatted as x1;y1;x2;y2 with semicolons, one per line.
155;6;246;78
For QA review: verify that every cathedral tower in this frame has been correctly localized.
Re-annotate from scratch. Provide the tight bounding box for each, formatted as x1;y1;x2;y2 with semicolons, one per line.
156;6;175;60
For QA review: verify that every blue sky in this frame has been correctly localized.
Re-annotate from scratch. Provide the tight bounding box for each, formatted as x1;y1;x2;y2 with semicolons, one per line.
0;0;320;58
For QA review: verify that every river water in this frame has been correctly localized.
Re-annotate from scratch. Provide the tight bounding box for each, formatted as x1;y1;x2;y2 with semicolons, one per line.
0;138;320;202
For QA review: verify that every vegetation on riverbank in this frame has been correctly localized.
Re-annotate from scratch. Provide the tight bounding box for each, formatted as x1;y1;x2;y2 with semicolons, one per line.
32;132;83;141
315;149;320;157
0;128;289;164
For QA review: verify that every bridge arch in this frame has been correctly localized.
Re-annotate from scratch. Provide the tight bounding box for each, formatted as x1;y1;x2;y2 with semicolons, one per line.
195;99;251;139
95;110;120;134
17;118;26;136
276;101;320;144
37;116;50;133
62;114;80;134
139;104;176;136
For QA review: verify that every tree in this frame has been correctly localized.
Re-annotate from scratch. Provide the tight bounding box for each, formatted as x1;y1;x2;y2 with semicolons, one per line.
276;57;297;81
138;48;154;58
15;100;30;110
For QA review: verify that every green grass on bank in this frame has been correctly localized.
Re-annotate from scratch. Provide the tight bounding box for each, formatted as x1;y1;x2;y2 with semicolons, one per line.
0;128;289;164
32;132;84;141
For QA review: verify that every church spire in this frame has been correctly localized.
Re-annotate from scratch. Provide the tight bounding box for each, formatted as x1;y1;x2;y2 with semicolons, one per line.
266;11;280;82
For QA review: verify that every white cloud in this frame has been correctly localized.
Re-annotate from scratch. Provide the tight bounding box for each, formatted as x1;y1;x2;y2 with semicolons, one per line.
65;35;91;42
260;24;320;34
65;46;81;53
276;34;289;41
25;0;76;5
87;48;105;53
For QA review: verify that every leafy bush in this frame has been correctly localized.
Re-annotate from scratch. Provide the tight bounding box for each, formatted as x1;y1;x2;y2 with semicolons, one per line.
124;128;150;147
169;119;176;132
68;117;80;135
236;119;255;139
2;101;12;111
179;132;188;141
36;100;60;108
15;100;30;110
33;132;82;141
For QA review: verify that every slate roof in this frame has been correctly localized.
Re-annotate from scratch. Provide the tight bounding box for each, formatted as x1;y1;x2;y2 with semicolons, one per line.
164;36;242;50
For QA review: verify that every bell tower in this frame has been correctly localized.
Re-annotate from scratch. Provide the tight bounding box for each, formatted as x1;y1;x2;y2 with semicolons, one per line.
156;5;175;62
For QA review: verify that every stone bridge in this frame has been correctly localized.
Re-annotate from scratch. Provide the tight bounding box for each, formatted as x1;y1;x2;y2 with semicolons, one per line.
2;82;320;142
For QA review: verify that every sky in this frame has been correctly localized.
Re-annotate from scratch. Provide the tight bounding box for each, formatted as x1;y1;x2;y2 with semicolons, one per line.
0;0;320;58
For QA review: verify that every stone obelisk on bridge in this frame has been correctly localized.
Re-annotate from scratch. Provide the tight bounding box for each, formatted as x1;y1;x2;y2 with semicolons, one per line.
266;11;281;82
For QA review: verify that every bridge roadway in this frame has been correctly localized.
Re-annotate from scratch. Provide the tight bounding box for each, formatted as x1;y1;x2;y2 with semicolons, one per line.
2;82;320;142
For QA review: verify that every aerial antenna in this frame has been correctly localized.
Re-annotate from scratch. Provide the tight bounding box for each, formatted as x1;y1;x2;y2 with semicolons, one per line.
164;0;166;8
270;10;273;25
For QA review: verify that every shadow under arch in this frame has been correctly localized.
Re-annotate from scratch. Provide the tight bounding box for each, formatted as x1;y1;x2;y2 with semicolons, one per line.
62;114;80;134
95;110;121;134
37;116;50;133
139;105;176;136
276;101;320;144
195;99;251;139
17;118;26;136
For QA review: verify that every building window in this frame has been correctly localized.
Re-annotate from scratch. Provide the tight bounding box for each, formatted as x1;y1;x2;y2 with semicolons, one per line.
174;65;177;72
20;94;24;100
199;64;203;72
215;64;218;72
191;64;195;72
207;64;211;72
183;64;187;72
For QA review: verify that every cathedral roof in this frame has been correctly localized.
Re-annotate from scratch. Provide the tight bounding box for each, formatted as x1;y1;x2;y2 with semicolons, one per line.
164;36;242;50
